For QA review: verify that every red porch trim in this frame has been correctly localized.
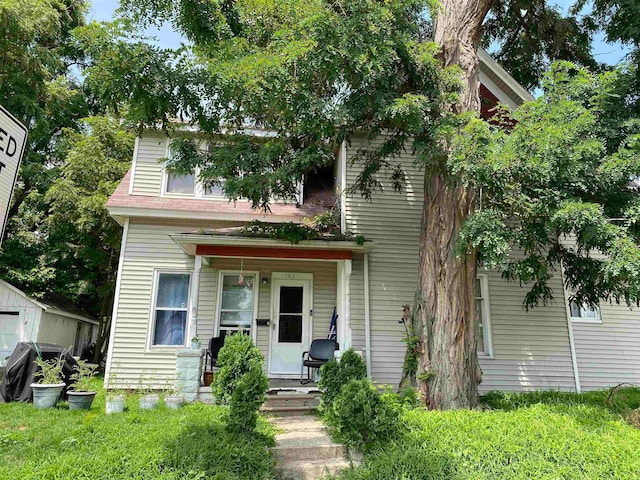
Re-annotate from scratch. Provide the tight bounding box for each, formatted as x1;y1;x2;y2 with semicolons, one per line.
196;245;352;260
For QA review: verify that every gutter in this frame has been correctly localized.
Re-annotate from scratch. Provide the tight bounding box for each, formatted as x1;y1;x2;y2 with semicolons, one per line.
560;261;582;393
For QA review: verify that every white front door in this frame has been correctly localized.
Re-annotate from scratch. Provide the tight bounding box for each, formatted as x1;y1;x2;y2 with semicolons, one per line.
269;273;313;376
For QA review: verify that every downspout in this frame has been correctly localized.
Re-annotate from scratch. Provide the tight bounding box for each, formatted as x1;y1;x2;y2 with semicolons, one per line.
561;261;582;393
364;253;372;378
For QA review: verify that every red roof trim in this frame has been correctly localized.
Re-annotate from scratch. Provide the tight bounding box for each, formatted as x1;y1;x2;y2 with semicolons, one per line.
195;245;352;260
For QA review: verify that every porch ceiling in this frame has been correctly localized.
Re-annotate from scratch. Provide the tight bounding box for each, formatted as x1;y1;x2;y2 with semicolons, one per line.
170;232;373;259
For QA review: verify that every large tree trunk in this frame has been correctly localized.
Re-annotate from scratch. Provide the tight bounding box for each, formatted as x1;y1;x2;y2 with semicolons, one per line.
409;0;494;409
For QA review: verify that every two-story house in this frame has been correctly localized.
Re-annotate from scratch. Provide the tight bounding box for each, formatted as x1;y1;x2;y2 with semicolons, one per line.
104;51;640;394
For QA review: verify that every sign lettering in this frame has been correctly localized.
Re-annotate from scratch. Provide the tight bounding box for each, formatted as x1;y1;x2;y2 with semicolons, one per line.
0;106;28;246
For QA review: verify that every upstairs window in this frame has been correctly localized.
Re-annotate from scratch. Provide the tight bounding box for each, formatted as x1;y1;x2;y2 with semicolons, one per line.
151;272;191;346
475;275;493;357
166;170;196;195
569;301;601;323
203;179;225;198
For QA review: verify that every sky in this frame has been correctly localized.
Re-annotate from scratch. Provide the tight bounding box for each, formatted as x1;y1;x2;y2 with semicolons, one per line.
88;0;631;65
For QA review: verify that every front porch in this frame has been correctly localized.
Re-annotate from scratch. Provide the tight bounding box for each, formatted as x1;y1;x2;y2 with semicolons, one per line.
171;230;372;382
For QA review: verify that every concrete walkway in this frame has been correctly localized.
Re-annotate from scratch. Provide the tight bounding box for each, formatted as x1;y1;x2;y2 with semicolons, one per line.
270;415;354;480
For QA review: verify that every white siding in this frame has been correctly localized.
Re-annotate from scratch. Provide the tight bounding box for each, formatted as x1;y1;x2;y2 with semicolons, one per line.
479;271;574;392
109;218;337;388
131;135;166;196
345;136;575;391
109;219;214;388
0;284;42;365
573;302;640;390
37;312;80;351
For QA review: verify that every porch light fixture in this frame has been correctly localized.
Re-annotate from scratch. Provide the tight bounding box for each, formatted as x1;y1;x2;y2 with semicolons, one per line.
261;277;269;285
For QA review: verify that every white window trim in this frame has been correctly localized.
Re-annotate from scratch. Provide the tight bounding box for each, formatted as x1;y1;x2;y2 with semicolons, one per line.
569;302;602;324
476;274;494;358
160;138;304;204
146;269;193;350
215;270;260;344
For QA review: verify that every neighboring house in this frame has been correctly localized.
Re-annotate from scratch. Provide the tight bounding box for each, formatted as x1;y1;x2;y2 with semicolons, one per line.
104;51;640;393
0;280;98;366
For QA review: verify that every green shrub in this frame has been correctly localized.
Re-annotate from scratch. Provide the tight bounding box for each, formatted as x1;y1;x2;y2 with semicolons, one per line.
319;348;367;408
326;379;399;451
211;333;269;434
212;332;265;404
381;386;423;413
228;365;269;434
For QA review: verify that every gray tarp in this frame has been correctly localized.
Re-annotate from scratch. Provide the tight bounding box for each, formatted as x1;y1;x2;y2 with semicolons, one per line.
0;342;77;402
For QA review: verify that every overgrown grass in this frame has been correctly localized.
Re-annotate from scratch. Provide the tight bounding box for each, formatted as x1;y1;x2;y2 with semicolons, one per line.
331;388;640;479
0;378;275;479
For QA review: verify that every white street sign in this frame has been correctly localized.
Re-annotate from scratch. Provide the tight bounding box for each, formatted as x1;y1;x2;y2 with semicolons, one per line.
0;105;28;245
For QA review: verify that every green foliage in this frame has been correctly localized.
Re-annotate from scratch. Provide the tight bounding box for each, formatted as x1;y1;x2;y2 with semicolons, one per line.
241;221;321;244
0;378;275;479
325;379;400;452
448;63;640;309
227;365;269;435
0;115;133;361
318;349;367;409
70;360;97;392
212;333;269;434
83;0;454;207
211;332;267;405
484;0;601;90
33;356;64;384
332;388;640;479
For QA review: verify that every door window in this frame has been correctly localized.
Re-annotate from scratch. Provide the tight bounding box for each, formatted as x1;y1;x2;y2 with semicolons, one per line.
278;286;303;343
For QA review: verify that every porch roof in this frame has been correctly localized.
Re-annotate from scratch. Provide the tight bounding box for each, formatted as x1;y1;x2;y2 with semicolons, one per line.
170;231;373;260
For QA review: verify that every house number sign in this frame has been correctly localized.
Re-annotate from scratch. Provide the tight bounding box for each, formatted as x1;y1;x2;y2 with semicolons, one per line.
0;105;28;245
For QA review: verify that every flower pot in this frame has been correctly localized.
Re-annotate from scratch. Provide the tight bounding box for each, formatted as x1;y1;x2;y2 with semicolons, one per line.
68;391;97;410
139;394;159;410
165;394;184;410
191;341;201;350
31;383;65;409
106;395;126;414
203;371;214;386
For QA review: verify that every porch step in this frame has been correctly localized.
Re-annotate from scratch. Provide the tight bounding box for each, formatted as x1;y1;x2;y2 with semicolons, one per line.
197;386;214;404
263;394;320;409
261;405;316;417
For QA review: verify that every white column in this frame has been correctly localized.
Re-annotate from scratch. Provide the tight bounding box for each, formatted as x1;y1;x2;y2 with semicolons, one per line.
187;254;202;344
336;261;345;350
344;259;352;350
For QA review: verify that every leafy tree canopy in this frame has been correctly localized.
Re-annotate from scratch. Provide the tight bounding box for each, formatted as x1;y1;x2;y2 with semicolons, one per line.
78;0;640;311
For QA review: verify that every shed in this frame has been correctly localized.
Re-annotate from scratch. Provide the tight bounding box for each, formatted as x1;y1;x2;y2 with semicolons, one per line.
0;280;98;366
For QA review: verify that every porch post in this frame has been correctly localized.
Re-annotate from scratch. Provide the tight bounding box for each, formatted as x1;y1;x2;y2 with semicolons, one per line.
187;254;202;344
336;261;345;349
343;259;352;350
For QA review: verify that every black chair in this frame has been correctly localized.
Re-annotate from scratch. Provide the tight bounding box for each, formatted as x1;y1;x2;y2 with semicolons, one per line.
204;332;226;371
301;339;339;385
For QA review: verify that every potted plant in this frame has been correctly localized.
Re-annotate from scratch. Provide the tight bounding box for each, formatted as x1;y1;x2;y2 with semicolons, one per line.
31;355;65;409
106;373;126;414
138;376;159;410
67;361;97;410
164;378;184;410
191;335;201;350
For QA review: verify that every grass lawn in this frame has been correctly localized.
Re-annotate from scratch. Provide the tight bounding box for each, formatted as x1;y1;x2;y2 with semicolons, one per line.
0;378;275;480
333;388;640;480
